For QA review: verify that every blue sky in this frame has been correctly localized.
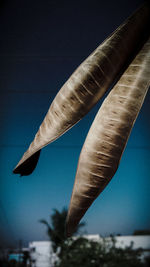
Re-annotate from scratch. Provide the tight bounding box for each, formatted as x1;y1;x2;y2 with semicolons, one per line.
0;0;150;248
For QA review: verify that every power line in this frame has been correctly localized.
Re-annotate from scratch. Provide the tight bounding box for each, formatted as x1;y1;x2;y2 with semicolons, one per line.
0;90;57;94
0;144;150;150
0;54;80;62
0;144;81;148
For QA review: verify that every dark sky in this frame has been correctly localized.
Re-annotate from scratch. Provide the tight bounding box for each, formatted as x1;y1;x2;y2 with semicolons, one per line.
0;0;150;248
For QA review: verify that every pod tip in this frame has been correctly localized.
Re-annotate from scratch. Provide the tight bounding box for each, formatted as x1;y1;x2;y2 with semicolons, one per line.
13;150;41;176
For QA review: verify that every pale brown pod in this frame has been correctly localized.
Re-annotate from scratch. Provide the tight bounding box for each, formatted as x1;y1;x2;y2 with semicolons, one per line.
66;37;150;237
13;2;150;176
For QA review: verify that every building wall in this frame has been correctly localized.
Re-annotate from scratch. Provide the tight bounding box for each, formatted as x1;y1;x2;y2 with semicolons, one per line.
29;235;150;266
112;235;150;250
29;241;57;267
104;235;150;262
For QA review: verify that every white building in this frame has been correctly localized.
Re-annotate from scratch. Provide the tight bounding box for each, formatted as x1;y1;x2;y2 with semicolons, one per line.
104;235;150;261
29;241;58;267
29;235;150;267
107;235;150;250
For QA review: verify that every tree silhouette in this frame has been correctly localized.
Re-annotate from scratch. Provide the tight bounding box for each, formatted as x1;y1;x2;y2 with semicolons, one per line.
55;237;145;267
39;207;85;252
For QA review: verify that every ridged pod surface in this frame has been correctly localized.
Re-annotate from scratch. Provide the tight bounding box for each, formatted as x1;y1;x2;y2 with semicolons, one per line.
66;37;150;237
13;2;150;175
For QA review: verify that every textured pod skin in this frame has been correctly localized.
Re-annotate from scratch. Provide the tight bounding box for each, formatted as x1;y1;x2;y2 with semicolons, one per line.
66;38;150;237
13;2;150;175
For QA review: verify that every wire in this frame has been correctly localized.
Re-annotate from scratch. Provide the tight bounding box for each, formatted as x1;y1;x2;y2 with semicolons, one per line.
0;144;81;148
0;144;150;150
0;90;57;94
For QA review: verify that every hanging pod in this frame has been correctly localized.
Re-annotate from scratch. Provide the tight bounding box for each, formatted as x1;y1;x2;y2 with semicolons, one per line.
66;37;150;237
13;2;150;176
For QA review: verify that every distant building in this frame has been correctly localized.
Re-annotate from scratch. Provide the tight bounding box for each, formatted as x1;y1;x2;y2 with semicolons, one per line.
8;248;30;265
29;241;58;267
104;235;150;262
8;253;24;263
83;234;101;242
29;235;150;267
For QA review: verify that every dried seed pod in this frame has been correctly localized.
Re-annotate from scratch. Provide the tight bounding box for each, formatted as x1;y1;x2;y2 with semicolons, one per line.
13;2;150;176
66;37;150;237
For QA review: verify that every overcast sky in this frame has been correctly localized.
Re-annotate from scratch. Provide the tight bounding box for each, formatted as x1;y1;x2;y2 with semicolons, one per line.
0;0;150;248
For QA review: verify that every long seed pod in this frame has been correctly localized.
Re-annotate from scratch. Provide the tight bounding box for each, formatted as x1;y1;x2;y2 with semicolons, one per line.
66;37;150;237
13;2;150;175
